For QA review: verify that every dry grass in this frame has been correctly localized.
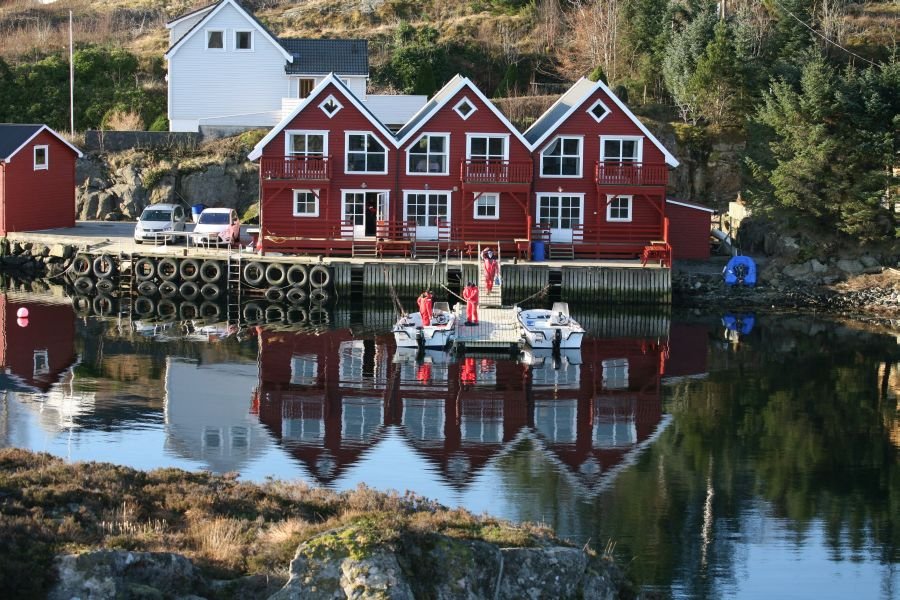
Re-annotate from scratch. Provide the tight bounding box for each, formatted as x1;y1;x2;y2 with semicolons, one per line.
103;109;144;131
189;517;248;568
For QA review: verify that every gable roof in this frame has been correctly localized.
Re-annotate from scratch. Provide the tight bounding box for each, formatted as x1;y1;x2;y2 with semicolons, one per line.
165;0;292;62
247;73;396;161
0;124;83;162
280;39;368;76
524;77;679;167
394;75;531;151
165;1;217;28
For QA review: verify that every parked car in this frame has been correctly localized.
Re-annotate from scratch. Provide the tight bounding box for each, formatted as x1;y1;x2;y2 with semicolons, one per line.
134;203;187;244
193;208;240;246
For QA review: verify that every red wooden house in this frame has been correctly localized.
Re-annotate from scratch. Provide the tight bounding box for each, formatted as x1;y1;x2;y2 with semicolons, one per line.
524;78;678;259
664;198;716;260
0;124;82;236
248;74;401;256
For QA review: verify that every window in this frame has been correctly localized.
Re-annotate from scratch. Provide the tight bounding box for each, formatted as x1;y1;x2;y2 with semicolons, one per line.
588;99;611;122
206;29;224;50
285;130;327;158
235;30;253;50
537;194;582;230
606;195;632;222
601;136;642;162
346;132;387;173
319;95;343;118
473;193;499;220
403;398;445;442
293;190;319;217
454;97;476;119
298;78;315;98
407;134;448;174
291;354;318;384
33;145;48;170
467;135;507;162
540;136;581;176
601;358;629;390
33;350;49;375
405;192;449;227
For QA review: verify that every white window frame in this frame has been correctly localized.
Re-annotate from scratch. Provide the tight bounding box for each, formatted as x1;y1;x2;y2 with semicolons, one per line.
454;97;477;120
403;190;452;230
293;189;320;217
601;358;630;390
345;131;388;174
33;349;49;375
318;95;343;118
33;145;48;170
405;133;450;176
606;194;633;222
465;134;509;161
284;129;328;158
473;193;499;220
540;136;582;178
588;99;611;123
234;30;254;51
298;77;316;99
205;29;225;51
600;135;643;162
536;193;584;240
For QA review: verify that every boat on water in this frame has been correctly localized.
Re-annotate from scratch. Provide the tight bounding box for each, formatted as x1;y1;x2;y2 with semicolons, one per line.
392;301;456;348
516;302;585;349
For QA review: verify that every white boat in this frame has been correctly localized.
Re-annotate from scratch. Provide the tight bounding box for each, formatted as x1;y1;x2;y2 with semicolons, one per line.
392;301;456;348
516;302;585;349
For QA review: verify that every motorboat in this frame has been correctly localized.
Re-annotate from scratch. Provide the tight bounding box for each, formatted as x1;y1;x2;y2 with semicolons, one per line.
516;302;585;349
392;301;456;348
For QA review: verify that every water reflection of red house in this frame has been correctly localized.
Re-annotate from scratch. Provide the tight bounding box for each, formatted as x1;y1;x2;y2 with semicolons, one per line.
662;322;709;380
0;294;76;392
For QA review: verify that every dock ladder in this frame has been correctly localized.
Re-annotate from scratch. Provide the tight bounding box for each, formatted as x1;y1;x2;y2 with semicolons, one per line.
117;252;134;328
226;252;242;325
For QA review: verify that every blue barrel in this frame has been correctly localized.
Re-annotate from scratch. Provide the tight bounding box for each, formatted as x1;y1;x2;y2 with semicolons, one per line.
531;241;546;262
191;203;206;223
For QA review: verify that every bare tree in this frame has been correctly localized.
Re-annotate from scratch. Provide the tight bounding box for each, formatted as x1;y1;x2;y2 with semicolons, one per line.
566;0;621;81
535;0;563;52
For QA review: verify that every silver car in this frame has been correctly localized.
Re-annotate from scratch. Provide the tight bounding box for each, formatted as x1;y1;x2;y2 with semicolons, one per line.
134;203;187;244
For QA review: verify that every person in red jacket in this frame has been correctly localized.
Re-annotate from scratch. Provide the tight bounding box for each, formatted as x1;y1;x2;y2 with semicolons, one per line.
462;281;479;325
416;290;434;326
482;247;499;293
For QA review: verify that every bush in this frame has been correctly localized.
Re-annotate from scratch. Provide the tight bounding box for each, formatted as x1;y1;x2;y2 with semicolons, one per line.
148;114;169;132
101;109;144;131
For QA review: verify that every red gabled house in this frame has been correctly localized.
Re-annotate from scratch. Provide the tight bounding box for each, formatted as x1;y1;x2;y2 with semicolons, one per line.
0;124;82;236
393;75;533;254
248;74;400;256
524;78;679;259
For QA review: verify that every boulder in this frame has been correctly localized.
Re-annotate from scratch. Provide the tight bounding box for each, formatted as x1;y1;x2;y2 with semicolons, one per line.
810;259;828;273
76;155;110;189
860;255;880;268
497;547;588;599
836;258;864;274
783;262;812;279
181;166;239;208
49;244;74;259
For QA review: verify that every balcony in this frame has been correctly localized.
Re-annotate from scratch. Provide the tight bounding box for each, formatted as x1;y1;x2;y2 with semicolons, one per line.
595;162;668;187
460;160;533;187
260;156;331;181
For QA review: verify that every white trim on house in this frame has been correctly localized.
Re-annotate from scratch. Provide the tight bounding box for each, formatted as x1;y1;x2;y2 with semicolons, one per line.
535;192;585;242
249;74;395;160
403;189;453;235
465;133;510;161
33;145;49;170
588;99;611;123
606;194;633;222
473;192;500;220
234;29;254;52
205;29;225;51
1;126;82;163
539;135;583;178
405;132;451;176
395;76;531;151
166;4;216;28
165;0;292;62
454;97;477;120
666;198;717;213
344;131;388;175
599;135;643;162
318;94;343;118
283;129;329;158
524;77;678;167
293;189;320;217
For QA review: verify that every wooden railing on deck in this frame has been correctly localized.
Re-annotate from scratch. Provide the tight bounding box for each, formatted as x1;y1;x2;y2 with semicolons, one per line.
460;160;533;185
595;162;668;186
260;156;331;181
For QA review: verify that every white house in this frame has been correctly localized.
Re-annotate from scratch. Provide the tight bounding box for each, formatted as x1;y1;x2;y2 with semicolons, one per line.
165;0;424;132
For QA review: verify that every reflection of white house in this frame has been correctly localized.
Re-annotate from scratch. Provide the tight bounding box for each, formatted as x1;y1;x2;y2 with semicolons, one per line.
164;357;269;473
165;0;426;132
13;369;97;433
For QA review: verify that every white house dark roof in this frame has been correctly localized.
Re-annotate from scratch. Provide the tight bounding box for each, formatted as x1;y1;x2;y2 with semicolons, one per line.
280;39;368;75
0;124;82;162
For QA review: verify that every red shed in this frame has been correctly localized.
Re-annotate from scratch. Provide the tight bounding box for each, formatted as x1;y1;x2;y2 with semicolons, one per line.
665;198;716;260
0;124;82;236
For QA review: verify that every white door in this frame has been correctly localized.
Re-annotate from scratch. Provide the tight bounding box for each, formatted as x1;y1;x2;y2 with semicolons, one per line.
405;192;449;240
343;192;388;239
537;195;582;242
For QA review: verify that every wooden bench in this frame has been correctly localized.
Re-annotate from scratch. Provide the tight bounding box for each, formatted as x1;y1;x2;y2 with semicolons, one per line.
641;240;671;267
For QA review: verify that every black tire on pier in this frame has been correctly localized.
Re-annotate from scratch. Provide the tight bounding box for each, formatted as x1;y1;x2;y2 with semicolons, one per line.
265;263;287;286
74;276;94;294
286;264;308;288
200;260;222;283
93;295;114;316
179;281;200;302
309;287;330;304
134;258;156;281
265;286;285;302
157;258;179;282
199;301;221;321
179;302;200;320
137;280;158;297
308;264;331;288
180;258;201;281
158;280;179;299
72;254;92;276
95;278;115;294
200;283;221;301
156;299;177;320
243;262;265;287
285;286;307;305
134;296;155;317
92;254;116;279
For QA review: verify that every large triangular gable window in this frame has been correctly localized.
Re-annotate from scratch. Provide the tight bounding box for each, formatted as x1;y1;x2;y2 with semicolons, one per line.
319;95;343;118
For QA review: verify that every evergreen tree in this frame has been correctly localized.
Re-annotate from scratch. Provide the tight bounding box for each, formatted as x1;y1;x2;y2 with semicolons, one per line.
691;21;746;127
661;5;717;124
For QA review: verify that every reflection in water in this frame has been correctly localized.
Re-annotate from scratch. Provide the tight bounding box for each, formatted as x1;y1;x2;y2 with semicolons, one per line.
1;289;898;598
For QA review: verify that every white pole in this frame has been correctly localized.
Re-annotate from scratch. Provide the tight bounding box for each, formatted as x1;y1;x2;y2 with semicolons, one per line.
69;10;74;136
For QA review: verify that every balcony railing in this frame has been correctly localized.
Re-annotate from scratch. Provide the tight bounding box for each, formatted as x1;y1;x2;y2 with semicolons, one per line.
261;156;331;181
461;160;533;185
595;162;668;186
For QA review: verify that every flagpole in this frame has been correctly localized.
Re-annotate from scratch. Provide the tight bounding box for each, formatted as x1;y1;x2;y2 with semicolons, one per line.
69;9;74;136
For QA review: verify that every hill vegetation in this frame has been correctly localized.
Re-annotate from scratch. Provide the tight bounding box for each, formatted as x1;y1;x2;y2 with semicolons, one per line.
0;0;896;245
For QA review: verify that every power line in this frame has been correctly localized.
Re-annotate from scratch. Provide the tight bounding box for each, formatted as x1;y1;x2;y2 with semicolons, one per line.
769;0;881;68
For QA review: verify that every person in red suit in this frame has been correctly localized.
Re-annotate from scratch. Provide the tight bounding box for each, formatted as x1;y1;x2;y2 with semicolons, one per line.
416;290;434;326
482;247;499;293
462;281;479;325
460;357;476;386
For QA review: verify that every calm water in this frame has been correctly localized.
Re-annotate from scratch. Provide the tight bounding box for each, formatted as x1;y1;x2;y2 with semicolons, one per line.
1;289;898;599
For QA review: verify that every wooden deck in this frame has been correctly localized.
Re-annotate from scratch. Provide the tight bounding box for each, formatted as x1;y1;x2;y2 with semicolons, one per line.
453;305;522;351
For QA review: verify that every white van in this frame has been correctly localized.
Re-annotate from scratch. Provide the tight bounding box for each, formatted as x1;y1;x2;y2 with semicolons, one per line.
134;203;187;244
